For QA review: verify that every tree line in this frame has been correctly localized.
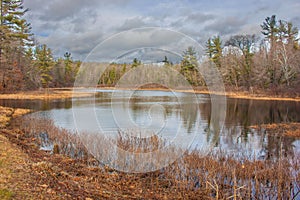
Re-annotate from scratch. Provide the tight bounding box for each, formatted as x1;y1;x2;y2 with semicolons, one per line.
0;0;80;92
99;15;300;95
203;15;300;93
0;1;299;95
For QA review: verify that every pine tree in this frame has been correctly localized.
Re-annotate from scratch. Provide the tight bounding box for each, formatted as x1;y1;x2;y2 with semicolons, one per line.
163;56;171;66
278;20;299;48
261;15;278;48
64;52;72;84
261;15;299;87
131;58;141;68
0;0;33;57
34;44;54;88
23;47;38;87
206;38;213;59
180;46;199;85
0;0;33;91
206;36;222;68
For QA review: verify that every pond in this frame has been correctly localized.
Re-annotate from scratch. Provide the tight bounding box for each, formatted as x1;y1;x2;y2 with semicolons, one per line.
1;89;300;160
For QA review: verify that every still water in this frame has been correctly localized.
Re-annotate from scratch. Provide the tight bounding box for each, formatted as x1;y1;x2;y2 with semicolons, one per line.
1;89;300;159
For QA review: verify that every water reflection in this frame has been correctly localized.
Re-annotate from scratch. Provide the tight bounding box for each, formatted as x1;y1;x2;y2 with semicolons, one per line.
1;90;299;160
0;98;73;111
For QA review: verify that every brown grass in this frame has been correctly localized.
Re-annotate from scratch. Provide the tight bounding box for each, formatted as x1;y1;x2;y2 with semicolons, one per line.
0;88;93;100
8;115;299;199
2;86;299;101
251;122;300;138
0;106;31;128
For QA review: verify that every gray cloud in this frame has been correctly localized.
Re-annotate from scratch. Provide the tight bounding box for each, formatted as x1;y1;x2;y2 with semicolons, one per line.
117;17;148;31
23;0;300;60
204;17;246;36
290;17;300;29
185;13;216;24
86;28;203;63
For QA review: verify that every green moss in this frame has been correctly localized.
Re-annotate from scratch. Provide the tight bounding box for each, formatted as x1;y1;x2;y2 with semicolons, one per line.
0;188;14;200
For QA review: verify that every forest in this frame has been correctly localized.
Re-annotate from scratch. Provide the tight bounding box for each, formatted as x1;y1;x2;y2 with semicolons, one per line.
1;0;299;95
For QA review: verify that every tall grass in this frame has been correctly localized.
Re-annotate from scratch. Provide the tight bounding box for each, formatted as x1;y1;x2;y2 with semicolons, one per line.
18;116;88;159
18;116;300;199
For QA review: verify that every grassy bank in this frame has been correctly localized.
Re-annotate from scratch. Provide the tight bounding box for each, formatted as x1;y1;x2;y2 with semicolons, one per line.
251;122;300;138
0;106;31;128
0;106;64;199
0;87;300;101
4;115;297;199
0;88;93;100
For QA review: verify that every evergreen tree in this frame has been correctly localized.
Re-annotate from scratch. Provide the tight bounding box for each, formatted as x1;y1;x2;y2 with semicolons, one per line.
278;20;299;48
261;15;278;48
0;0;33;56
64;52;72;84
180;46;200;85
131;58;141;68
0;0;33;90
261;15;299;87
34;44;54;88
163;55;171;66
206;36;222;68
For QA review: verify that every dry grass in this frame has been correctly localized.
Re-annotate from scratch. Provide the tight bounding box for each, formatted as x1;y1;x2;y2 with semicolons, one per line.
1;86;300;101
0;88;93;100
251;122;300;138
11;116;300;199
0;132;68;199
116;130;166;153
0;106;30;128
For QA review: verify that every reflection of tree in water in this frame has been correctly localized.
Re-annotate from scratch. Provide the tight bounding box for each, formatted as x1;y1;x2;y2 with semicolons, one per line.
198;98;299;157
121;92;298;159
128;96;139;123
128;95;176;127
199;102;220;147
180;95;198;133
225;99;300;126
264;132;296;160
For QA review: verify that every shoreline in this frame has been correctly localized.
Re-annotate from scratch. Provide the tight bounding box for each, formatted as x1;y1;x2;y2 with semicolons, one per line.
99;86;300;102
0;105;299;198
0;87;299;102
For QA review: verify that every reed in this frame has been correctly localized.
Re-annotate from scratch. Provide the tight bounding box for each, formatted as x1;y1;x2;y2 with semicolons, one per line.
18;116;300;199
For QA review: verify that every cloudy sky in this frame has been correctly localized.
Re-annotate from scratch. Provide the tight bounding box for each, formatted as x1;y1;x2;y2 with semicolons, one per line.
23;0;300;61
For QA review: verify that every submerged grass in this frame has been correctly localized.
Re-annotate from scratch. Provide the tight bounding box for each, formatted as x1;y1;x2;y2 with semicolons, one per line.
8;116;300;199
251;122;300;138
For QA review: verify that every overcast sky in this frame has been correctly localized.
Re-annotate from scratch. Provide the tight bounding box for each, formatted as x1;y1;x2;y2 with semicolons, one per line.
23;0;300;61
